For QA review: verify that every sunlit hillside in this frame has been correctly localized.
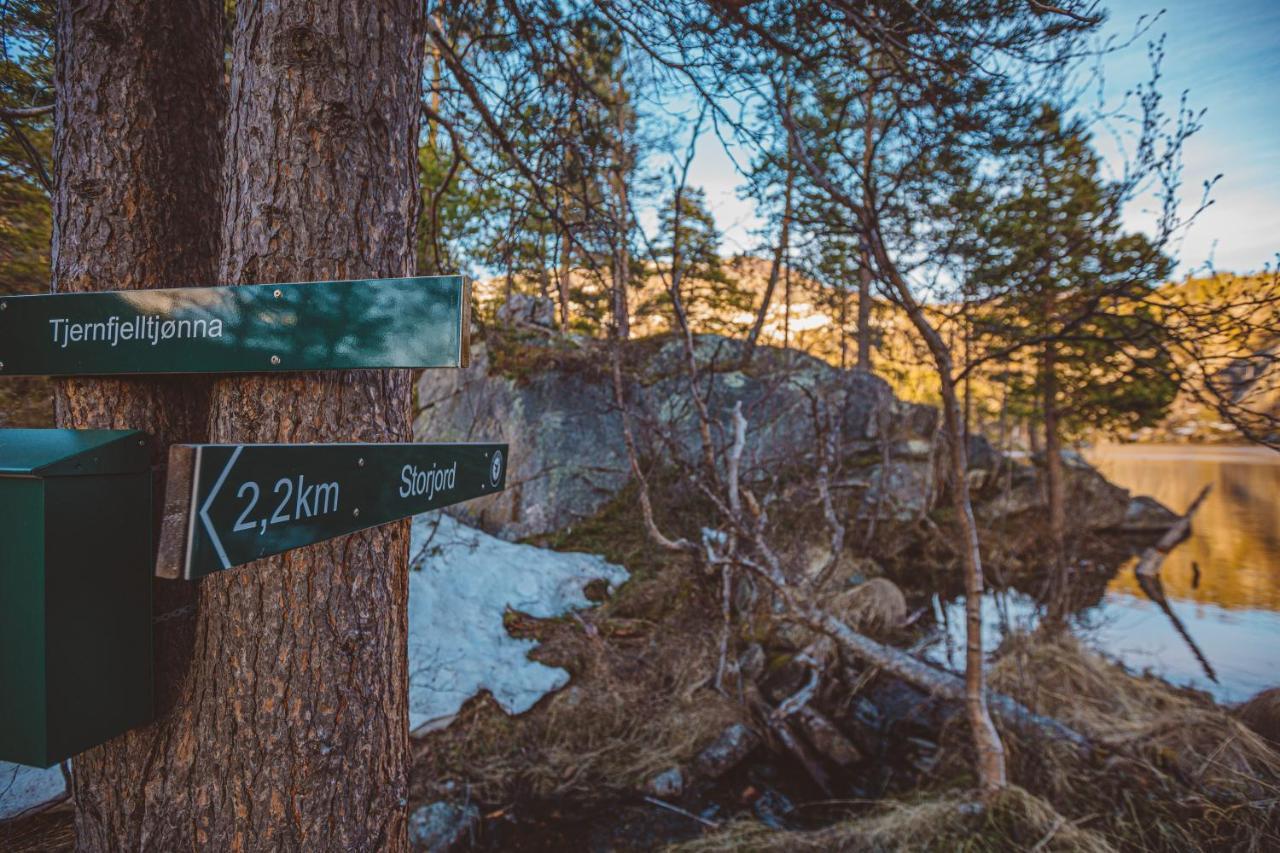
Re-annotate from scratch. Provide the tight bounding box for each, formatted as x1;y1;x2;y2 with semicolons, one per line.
478;263;1279;448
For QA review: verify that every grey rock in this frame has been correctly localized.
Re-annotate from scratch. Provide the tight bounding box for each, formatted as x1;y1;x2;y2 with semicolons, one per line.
495;293;556;328
694;723;760;779
645;766;685;799
966;434;1001;471
415;340;630;540
1113;495;1179;532
859;459;935;521
416;332;933;540
408;801;480;853
976;451;1130;531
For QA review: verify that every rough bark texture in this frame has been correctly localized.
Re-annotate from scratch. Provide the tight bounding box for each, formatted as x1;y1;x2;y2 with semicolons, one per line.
65;1;424;849
192;2;423;849
51;0;225;845
1042;339;1067;579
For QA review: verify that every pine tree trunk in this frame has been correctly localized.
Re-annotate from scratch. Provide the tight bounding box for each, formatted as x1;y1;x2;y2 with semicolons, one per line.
857;243;873;370
1042;339;1068;604
69;2;425;849
610;104;631;341
52;0;225;843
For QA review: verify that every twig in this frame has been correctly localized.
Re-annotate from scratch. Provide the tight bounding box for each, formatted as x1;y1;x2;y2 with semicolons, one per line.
0;103;53;119
642;796;721;829
1;115;52;192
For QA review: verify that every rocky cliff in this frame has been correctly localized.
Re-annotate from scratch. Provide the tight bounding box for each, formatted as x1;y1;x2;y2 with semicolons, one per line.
414;318;1163;547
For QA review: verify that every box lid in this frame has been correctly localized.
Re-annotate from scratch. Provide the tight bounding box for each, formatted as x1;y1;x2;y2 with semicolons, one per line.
0;429;151;477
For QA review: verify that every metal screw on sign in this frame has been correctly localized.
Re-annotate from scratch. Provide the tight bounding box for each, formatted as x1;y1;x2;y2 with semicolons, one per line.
358;458;365;467
273;289;283;299
352;508;361;518
270;355;281;366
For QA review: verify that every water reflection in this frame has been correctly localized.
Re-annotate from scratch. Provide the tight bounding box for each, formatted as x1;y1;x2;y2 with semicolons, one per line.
930;444;1280;703
1087;444;1280;610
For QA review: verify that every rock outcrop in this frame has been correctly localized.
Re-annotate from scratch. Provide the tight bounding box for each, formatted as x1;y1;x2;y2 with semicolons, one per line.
416;322;1148;543
416;330;934;539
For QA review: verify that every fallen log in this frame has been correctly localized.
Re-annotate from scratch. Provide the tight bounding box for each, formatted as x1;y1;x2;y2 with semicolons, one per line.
717;542;1093;755
1135;484;1211;579
795;603;1093;754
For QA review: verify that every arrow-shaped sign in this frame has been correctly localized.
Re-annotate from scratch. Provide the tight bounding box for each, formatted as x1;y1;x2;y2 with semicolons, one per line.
157;441;507;579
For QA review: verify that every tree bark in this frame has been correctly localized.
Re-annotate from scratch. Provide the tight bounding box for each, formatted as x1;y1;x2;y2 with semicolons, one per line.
52;0;225;845
867;228;1008;796
70;2;424;849
856;242;873;370
1042;338;1068;604
609;99;631;341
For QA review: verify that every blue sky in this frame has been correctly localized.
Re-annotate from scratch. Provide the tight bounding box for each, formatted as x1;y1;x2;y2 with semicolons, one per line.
683;1;1280;277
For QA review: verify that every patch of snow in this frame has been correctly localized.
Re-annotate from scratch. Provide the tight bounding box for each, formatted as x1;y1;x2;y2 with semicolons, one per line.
408;513;627;732
0;763;66;821
0;515;626;820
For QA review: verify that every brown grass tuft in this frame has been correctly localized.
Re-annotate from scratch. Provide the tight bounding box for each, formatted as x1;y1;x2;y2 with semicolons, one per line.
669;787;1114;852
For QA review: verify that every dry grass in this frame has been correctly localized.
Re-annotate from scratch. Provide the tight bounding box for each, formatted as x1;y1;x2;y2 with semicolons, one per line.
410;559;747;805
675;633;1279;852
669;786;1113;852
977;632;1280;851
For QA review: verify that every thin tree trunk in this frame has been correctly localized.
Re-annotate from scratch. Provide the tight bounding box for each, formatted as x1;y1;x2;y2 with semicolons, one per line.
939;370;1008;796
783;256;792;349
839;281;849;370
556;228;571;330
867;228;1008;796
610;97;631;341
1042;338;1067;600
77;3;422;849
744;159;794;359
54;1;225;846
857;243;873;370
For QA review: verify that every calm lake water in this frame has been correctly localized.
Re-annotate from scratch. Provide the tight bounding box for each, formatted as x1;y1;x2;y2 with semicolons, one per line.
933;443;1280;704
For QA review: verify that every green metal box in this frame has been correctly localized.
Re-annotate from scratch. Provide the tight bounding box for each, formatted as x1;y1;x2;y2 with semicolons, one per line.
0;429;154;767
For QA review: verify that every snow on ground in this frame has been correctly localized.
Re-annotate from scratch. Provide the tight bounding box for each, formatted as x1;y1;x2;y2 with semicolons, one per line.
407;512;628;732
0;514;626;820
0;764;66;821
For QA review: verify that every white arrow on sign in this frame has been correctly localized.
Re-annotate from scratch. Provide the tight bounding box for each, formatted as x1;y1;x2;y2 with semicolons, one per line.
197;445;243;572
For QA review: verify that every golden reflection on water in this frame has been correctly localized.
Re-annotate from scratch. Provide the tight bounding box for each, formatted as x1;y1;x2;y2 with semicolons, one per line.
1086;444;1280;611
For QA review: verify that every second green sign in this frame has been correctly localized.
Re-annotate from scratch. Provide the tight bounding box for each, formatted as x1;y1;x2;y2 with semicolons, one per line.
157;442;508;579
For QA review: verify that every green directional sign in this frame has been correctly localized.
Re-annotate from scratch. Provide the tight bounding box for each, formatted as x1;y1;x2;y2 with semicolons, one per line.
0;275;470;376
157;442;507;579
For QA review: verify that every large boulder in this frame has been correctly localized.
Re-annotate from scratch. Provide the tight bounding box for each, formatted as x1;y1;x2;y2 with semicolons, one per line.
416;329;936;540
975;450;1133;531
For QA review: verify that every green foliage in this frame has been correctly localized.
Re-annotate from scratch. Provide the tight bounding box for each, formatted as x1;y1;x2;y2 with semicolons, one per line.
0;1;54;425
962;108;1179;440
645;186;752;335
0;0;53;298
